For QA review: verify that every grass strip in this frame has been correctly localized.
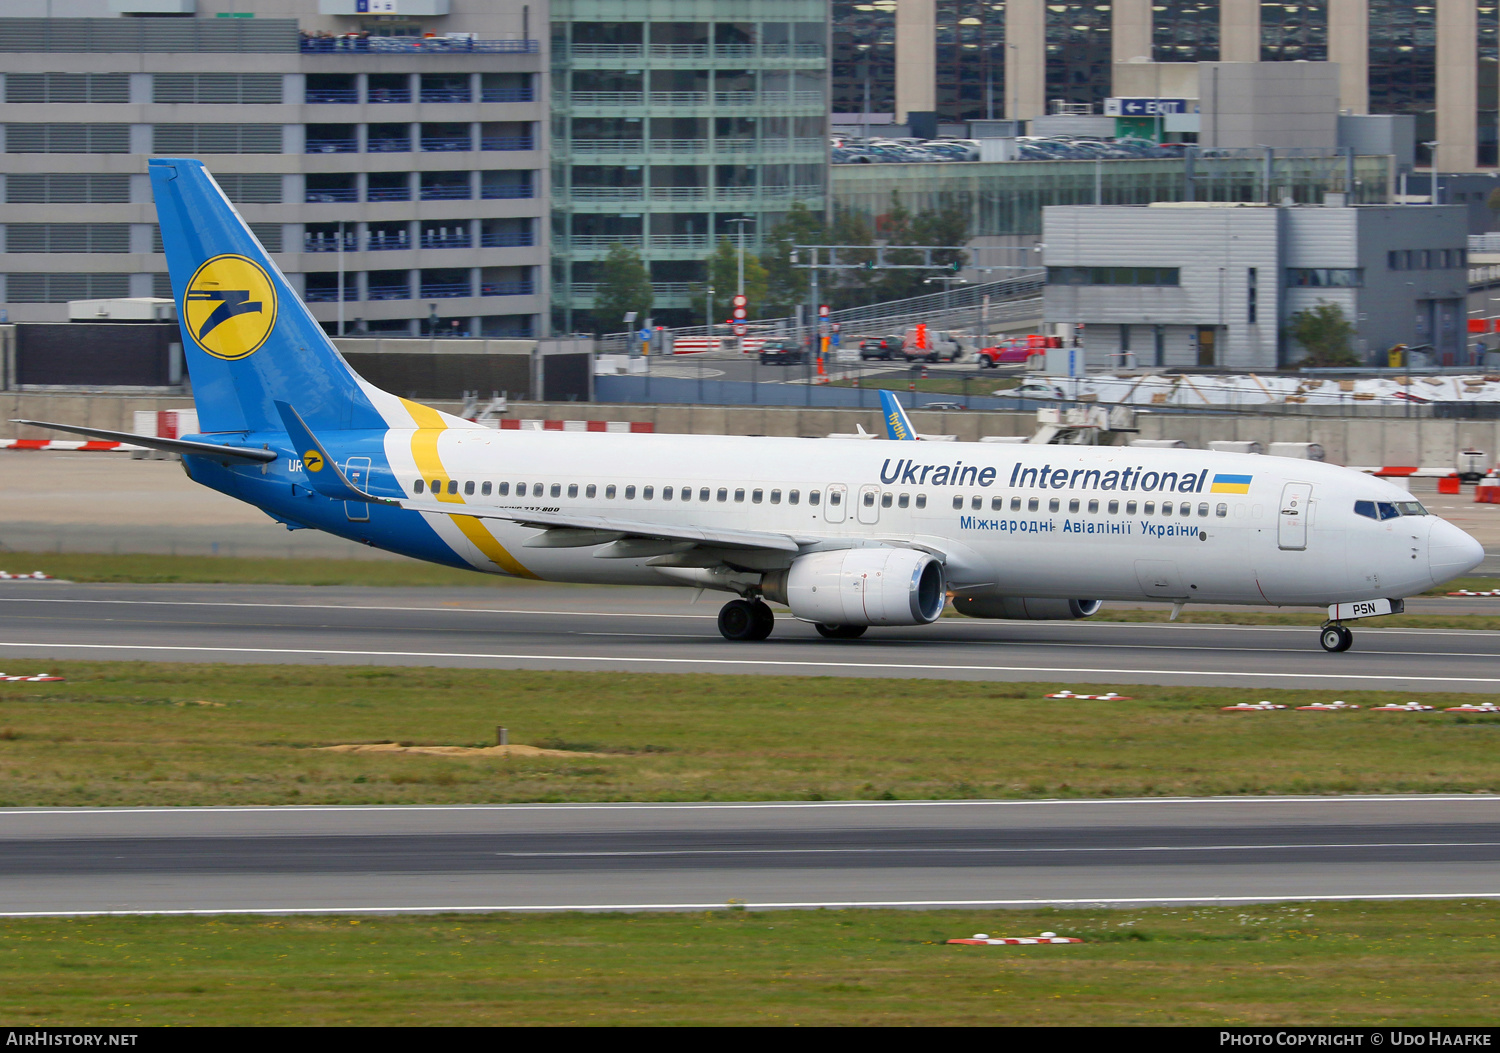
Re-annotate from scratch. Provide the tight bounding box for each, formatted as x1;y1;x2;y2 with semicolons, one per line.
2;900;1498;1025
2;663;1499;807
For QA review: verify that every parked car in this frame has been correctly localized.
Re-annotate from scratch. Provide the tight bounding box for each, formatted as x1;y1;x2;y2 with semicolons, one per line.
921;401;965;411
758;340;805;365
975;344;1034;368
902;328;966;363
858;335;905;360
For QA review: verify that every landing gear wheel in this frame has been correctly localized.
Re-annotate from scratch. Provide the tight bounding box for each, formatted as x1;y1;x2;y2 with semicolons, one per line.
746;600;775;641
718;599;769;641
1320;625;1354;652
815;623;868;640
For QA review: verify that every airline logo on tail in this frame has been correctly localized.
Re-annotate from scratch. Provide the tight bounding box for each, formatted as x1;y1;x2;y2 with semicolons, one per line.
879;390;917;441
183;254;277;360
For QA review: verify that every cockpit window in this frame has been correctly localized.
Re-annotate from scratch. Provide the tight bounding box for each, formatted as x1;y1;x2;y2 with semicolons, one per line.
1356;499;1429;520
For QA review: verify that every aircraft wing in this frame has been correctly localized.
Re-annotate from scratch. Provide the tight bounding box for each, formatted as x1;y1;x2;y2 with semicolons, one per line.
9;420;277;464
402;500;805;553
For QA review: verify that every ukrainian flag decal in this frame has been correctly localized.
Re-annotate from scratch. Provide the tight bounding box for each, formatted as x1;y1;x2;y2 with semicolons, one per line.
1210;473;1253;494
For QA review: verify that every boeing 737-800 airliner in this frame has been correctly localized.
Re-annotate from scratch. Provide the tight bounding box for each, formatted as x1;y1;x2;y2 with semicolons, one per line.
15;159;1486;652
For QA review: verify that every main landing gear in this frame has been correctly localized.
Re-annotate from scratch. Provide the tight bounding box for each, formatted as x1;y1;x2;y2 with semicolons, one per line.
717;598;775;641
1319;624;1354;653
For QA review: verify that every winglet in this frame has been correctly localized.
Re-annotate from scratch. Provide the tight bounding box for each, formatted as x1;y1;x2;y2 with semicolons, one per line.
273;400;392;504
879;390;917;440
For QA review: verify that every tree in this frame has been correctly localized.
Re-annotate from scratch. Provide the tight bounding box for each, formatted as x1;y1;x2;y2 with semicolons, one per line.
759;201;825;317
1287;300;1360;367
592;242;652;335
688;237;769;323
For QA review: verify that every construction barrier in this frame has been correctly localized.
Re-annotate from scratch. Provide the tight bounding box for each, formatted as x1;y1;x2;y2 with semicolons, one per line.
1044;690;1133;700
0;439;137;452
1445;703;1500;713
0;571;55;580
1369;702;1435;712
1350;466;1458;478
1447;590;1500;597
1222;701;1286;711
948;932;1083;946
1477;472;1500;504
1295;701;1360;711
1437;474;1463;495
0;673;65;682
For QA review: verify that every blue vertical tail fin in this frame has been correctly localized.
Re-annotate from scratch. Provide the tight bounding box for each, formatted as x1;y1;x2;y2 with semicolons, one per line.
150;157;385;435
879;389;917;440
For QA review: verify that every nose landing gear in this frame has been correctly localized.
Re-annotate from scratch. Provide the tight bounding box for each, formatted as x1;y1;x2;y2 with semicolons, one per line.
1319;624;1354;652
717;598;775;641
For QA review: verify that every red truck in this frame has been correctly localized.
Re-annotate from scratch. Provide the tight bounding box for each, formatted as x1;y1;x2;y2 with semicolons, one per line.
975;334;1060;368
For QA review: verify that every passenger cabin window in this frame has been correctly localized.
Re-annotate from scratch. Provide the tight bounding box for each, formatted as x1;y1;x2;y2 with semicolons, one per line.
464;481;475;496
1048;498;1059;512
431;478;442;492
1160;501;1172;515
1011;497;1021;511
1088;499;1099;514
498;482;510;496
1027;497;1038;511
952;495;963;510
734;488;745;502
809;490;821;506
717;488;728;502
447;480;458;495
881;493;892;508
899;494;909;508
568;484;578;498
1143;501;1155;514
584;484;595;498
752;489;763;503
663;486;673;500
1068;499;1080;513
915;494;926;509
605;484;616;499
789;489;800;505
770;489;781;504
866;491;878;508
1107;500;1118;514
550;484;561;498
1126;500;1136;514
414;480;424;494
643;486;653;500
1197;502;1209;516
1180;503;1191;516
516;482;527;497
827;490;840;506
481;481;492;496
1215;503;1228;517
700;487;710;502
625;485;636;499
971;496;981;510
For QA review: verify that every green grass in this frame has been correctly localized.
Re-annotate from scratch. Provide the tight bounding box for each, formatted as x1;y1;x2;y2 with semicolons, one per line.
3;901;1499;1025
3;663;1500;807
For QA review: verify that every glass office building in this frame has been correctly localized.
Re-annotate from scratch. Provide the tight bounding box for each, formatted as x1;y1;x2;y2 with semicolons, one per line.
550;0;829;330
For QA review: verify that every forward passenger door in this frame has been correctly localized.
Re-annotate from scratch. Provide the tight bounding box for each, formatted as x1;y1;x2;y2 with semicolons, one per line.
1278;482;1312;550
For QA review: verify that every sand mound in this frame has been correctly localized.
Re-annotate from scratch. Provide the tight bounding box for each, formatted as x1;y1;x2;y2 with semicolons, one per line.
315;742;606;758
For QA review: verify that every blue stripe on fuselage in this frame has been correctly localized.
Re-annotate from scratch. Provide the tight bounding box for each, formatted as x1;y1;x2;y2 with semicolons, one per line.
180;431;474;570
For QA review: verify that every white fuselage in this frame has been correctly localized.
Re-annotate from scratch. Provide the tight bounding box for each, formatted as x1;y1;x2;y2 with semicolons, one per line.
376;427;1479;607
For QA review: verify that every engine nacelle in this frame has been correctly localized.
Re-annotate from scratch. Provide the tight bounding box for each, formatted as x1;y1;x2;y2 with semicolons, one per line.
952;592;1102;620
763;548;947;626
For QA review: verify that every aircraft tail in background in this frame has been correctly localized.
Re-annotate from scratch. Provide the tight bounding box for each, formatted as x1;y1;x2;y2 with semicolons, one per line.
879;390;918;441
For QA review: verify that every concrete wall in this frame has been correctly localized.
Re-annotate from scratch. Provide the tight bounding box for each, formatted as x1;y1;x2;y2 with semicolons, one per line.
6;391;1499;469
1198;62;1340;151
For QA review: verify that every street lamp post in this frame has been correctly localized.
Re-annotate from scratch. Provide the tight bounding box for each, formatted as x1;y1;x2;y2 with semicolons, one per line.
725;216;754;353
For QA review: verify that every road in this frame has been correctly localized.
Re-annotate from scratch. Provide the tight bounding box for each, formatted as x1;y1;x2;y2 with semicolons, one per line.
2;582;1498;691
0;796;1494;916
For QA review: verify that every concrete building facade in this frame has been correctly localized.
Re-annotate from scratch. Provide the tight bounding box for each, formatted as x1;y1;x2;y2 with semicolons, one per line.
833;0;1500;173
1043;201;1471;369
0;0;548;337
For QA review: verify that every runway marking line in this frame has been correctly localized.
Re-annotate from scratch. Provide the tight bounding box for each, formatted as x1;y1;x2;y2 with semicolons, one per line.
3;639;1500;685
3;595;1499;641
496;840;1500;858
7;891;1500;918
1;794;1496;818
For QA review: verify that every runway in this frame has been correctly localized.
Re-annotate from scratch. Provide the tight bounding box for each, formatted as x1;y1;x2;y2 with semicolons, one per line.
1;582;1498;691
1;797;1496;916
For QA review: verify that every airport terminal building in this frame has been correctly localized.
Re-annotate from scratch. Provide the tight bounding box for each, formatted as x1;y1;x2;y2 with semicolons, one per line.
0;1;547;337
1043;201;1473;369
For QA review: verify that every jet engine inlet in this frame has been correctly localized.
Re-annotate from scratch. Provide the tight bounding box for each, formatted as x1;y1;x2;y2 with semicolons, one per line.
762;548;947;626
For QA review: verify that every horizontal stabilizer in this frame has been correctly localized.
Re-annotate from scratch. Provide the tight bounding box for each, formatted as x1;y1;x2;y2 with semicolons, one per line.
273;401;394;504
9;420;276;463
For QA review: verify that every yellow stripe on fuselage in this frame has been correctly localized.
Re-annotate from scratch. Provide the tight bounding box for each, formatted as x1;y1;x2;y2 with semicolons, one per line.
399;397;538;579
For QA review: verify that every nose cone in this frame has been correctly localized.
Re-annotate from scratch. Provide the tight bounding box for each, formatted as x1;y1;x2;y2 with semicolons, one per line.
1429;519;1486;586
